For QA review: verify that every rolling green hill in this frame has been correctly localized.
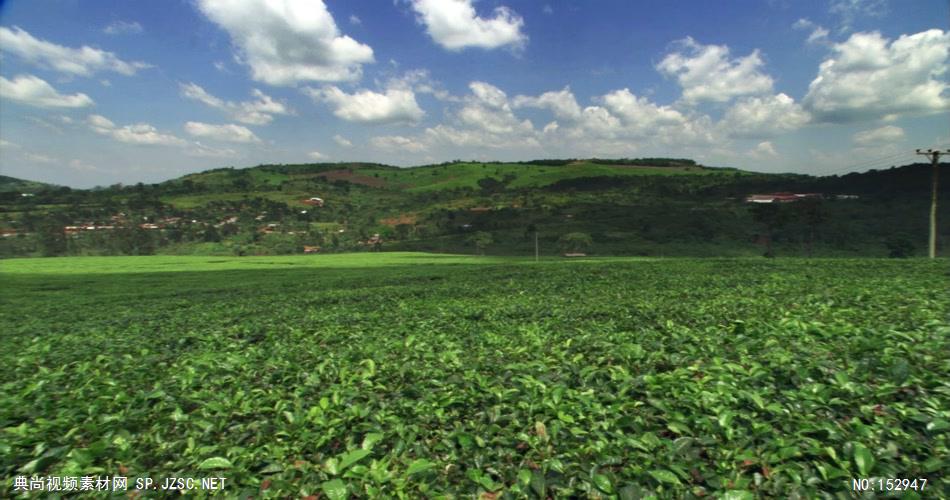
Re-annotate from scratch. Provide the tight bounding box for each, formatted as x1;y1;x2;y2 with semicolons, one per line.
0;158;946;258
166;159;740;196
0;174;55;193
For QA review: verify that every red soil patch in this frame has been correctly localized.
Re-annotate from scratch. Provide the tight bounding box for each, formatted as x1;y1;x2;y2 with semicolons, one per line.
380;214;418;226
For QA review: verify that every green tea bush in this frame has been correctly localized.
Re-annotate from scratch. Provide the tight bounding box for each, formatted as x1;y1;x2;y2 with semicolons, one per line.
1;256;947;498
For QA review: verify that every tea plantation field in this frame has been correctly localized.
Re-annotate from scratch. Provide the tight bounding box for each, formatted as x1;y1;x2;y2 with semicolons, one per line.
1;254;948;498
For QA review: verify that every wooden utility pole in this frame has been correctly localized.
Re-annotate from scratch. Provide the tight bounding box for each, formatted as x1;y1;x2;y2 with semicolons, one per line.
916;149;949;259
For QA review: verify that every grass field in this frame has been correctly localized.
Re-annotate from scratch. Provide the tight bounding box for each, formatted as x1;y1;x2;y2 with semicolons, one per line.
2;254;948;498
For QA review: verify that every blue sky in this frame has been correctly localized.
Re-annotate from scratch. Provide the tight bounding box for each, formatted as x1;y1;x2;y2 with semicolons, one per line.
0;0;947;188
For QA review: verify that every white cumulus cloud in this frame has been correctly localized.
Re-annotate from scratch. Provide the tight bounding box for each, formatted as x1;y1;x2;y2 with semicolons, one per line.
180;83;291;125
68;159;101;172
749;141;778;159
852;125;905;145
184;122;261;143
370;135;428;153
103;20;144;35
808;26;831;45
0;74;94;108
424;82;539;150
831;0;888;33
196;0;374;85
720;93;810;138
568;105;622;140
188;142;239;158
345;80;741;159
804;29;950;123
516;86;716;147
792;18;830;45
657;37;774;103
333;134;353;147
305;85;424;124
86;114;116;131
0;26;150;76
600;89;688;131
410;0;526;51
513;87;582;120
87;114;186;146
23;152;57;164
351;81;541;152
308;150;328;160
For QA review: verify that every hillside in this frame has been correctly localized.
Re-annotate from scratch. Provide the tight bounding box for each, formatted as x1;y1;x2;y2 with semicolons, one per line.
0;174;55;193
0;159;946;258
166;159;733;195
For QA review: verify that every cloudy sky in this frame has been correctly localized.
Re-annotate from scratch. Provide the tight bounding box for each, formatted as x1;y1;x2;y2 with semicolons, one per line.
0;0;948;188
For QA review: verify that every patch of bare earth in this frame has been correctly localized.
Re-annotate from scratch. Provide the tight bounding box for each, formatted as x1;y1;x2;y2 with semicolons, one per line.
380;214;418;226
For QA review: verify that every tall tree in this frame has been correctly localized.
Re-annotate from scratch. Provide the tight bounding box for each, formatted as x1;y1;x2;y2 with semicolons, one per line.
750;203;789;258
559;232;593;254
470;231;493;255
798;198;826;257
37;219;67;256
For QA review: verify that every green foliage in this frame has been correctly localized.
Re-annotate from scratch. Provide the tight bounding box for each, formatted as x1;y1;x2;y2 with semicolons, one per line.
468;231;493;255
885;235;915;258
750;204;791;257
36;220;67;256
1;255;948;497
477;176;507;194
558;232;593;253
0;174;56;193
1;162;948;258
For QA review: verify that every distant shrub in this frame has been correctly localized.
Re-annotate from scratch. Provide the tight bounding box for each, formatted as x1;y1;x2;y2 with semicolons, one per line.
559;232;593;253
885;236;915;258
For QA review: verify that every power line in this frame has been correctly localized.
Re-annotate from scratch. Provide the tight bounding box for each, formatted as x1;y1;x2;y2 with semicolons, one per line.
821;160;911;178
821;154;910;177
822;150;918;176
